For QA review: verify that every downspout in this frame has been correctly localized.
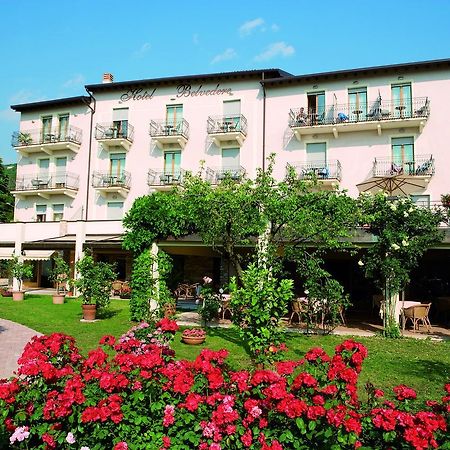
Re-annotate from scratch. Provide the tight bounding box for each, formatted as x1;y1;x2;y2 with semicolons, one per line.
261;72;267;172
83;89;96;221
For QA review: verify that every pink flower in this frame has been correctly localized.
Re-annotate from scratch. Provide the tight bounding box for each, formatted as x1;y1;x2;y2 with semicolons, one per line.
66;432;76;444
10;426;30;444
203;276;212;284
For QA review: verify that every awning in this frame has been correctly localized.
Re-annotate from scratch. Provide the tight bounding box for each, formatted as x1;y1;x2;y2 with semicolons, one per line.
0;248;15;260
23;250;55;261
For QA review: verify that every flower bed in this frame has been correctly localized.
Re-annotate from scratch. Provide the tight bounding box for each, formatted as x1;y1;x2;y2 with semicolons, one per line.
0;320;449;449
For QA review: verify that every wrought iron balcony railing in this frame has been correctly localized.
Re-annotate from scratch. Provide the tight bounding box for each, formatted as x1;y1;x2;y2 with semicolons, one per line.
289;97;430;128
12;126;82;147
92;171;131;189
372;155;434;177
13;172;79;191
149;119;190;139
147;169;186;186
95;122;134;142
206;166;246;184
207;115;248;135
288;160;342;182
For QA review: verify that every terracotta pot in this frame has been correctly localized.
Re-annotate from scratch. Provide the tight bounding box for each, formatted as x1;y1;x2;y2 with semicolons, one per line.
12;291;24;301
82;304;97;321
181;336;206;345
164;303;176;318
52;294;65;305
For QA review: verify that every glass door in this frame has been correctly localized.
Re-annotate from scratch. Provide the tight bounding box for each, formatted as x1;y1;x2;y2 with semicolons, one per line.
223;100;241;130
42;116;53;143
58;114;69;140
166;105;183;133
164;150;181;183
113;108;129;138
392;83;412;118
348;87;367;122
307;92;325;124
110;153;126;184
392;137;414;174
55;157;67;187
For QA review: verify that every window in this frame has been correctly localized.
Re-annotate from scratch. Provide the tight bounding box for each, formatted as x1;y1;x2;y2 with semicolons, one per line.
392;137;414;164
222;148;240;169
307;92;325;123
52;204;64;221
411;195;430;208
164;150;181;175
223;100;241;129
112;108;129;138
110;153;126;177
107;201;124;220
58;114;69;140
391;83;412;118
41;116;52;142
166;105;183;128
38;158;50;175
348;87;367;121
55;157;67;171
306;142;326;165
36;205;47;222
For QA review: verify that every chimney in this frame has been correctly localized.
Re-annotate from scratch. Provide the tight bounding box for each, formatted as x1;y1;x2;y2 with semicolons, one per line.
102;73;114;84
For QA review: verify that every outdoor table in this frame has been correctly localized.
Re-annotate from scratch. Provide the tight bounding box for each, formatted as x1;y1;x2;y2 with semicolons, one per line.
397;300;422;321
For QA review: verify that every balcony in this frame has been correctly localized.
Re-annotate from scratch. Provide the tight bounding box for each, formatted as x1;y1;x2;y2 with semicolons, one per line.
206;166;246;184
147;169;186;190
149;119;189;149
12;172;79;199
92;171;131;198
372;154;434;178
207;115;248;146
288;160;342;187
289;97;430;140
12;126;82;156
95;122;134;151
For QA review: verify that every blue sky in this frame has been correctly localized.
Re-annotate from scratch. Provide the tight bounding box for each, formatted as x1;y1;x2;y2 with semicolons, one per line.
0;0;449;163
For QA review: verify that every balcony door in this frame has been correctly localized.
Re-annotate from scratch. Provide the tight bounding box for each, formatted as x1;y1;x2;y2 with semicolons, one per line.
348;87;367;122
306;142;326;166
307;92;325;123
392;137;414;173
58;114;69;140
55;157;67;186
41;116;52;142
110;153;126;181
113;108;129;138
223;100;241;130
164;150;181;176
392;83;412;118
38;158;50;180
166;105;183;132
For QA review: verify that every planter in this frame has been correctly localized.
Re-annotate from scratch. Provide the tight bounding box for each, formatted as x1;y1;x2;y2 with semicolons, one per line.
12;291;24;301
52;294;65;305
181;336;206;345
164;303;176;318
82;304;97;321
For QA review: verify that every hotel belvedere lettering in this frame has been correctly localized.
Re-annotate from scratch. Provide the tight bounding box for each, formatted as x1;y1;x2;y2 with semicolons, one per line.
176;83;232;98
119;84;232;102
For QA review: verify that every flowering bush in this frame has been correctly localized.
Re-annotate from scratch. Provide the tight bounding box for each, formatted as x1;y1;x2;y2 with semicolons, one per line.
0;329;448;449
182;328;207;338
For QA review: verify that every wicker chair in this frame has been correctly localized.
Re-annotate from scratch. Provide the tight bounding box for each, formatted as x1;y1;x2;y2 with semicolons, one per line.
111;281;123;296
401;303;432;333
289;299;304;324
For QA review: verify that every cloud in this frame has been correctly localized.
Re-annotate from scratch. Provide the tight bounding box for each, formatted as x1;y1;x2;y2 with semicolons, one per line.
211;48;237;64
10;90;38;104
271;24;280;32
193;33;199;45
239;18;264;36
132;42;151;58
254;41;295;61
63;74;85;89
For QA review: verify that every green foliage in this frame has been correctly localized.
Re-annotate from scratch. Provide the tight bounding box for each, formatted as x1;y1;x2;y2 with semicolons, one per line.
73;250;117;308
48;253;70;294
230;263;294;365
130;249;154;321
198;284;220;326
8;255;33;291
0;157;14;223
359;193;444;336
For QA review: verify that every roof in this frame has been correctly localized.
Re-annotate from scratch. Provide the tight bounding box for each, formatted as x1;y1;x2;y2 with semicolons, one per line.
262;57;450;87
11;95;91;112
85;68;292;92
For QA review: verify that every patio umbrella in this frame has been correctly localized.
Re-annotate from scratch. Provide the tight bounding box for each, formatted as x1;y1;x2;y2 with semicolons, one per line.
356;174;429;196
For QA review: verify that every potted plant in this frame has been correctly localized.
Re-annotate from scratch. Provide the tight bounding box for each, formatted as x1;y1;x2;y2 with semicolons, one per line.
72;250;117;321
441;194;450;208
17;132;32;146
181;327;206;345
8;255;34;301
49;254;70;304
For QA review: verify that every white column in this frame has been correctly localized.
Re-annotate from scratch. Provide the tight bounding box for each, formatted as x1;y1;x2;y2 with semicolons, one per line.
149;243;159;311
12;222;25;291
73;221;86;296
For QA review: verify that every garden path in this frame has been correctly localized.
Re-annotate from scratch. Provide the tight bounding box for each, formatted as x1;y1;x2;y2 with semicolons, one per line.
0;318;41;379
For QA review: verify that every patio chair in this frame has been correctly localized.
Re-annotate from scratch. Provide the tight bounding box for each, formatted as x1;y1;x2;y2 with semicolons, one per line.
415;159;432;175
401;303;432;333
289;298;304;324
414;98;429;117
112;280;123;296
219;294;233;320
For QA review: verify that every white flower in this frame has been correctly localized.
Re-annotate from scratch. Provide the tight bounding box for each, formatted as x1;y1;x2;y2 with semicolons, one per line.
391;243;400;250
80;447;91;450
390;203;397;211
66;433;76;444
408;207;414;212
403;211;409;217
402;239;409;247
358;260;364;267
304;289;309;295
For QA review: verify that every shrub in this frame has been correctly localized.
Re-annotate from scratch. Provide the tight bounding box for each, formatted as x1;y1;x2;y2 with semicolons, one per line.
0;330;448;449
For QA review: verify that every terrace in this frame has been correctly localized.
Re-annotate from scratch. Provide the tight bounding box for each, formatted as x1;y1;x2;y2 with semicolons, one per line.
207;114;248;146
149;119;189;149
12;172;79;199
95;122;134;151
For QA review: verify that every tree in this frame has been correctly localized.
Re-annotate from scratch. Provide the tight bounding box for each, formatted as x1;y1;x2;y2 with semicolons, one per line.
0;158;14;223
358;193;444;337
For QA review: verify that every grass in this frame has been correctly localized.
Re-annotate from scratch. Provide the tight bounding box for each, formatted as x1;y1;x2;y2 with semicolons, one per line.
1;294;449;402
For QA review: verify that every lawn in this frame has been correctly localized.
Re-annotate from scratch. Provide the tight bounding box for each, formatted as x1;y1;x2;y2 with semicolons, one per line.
1;294;449;402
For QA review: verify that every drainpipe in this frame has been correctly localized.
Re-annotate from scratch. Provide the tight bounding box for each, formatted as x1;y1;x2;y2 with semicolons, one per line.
261;72;267;172
83;89;96;221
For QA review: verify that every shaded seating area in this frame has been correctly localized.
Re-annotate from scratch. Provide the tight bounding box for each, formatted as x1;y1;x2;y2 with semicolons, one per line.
401;303;432;333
